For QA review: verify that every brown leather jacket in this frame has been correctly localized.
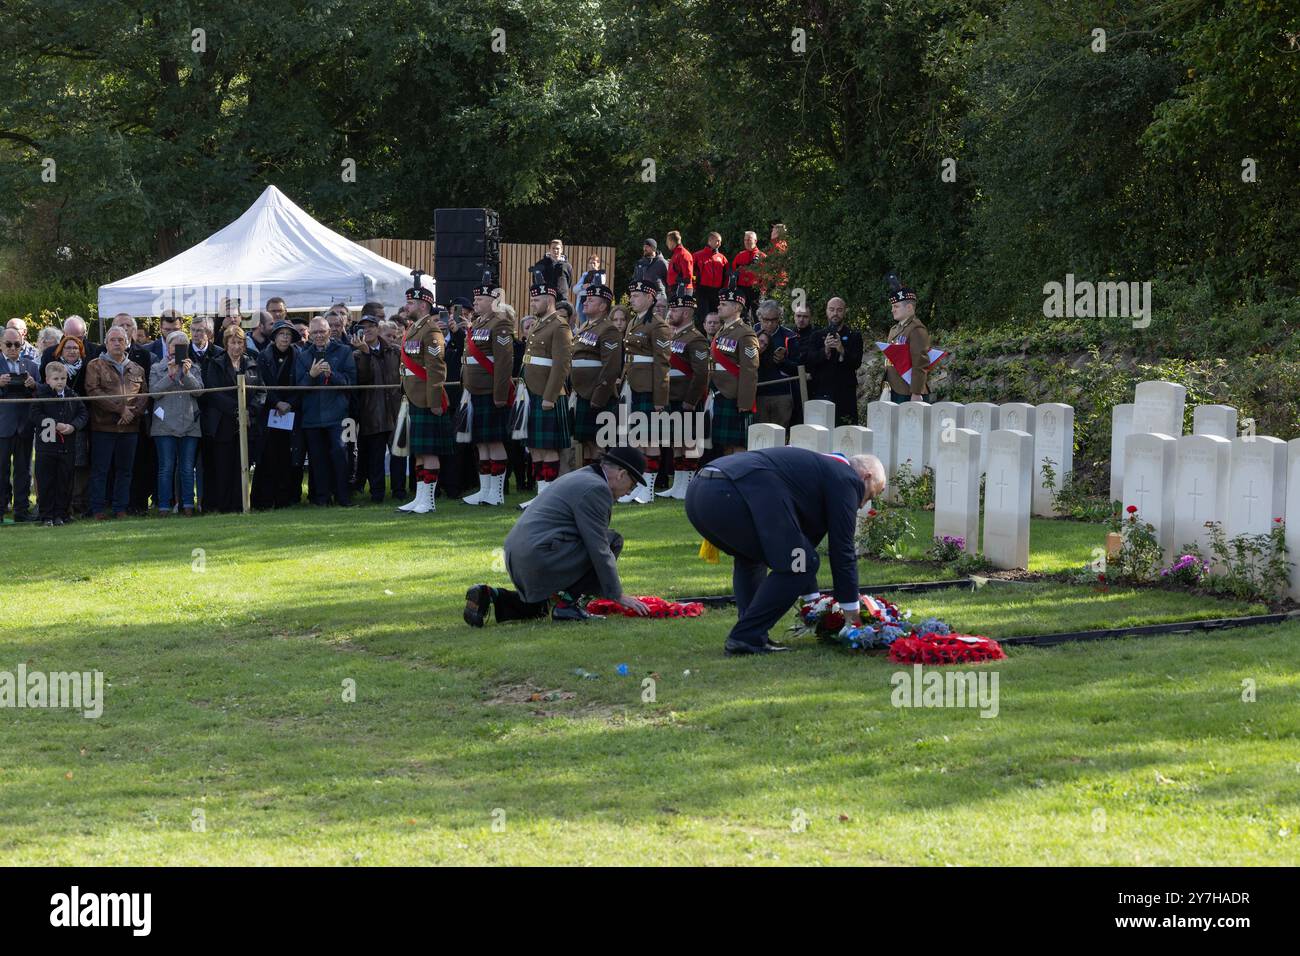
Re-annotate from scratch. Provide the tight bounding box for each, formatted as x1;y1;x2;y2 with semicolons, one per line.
521;310;573;403
85;355;148;433
709;317;760;411
570;315;623;407
462;309;516;403
356;339;403;432
622;310;671;406
668;322;710;407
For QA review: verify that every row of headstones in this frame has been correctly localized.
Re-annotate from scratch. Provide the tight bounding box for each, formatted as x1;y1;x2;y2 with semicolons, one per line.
748;399;1070;570
1115;380;1300;598
864;400;1074;518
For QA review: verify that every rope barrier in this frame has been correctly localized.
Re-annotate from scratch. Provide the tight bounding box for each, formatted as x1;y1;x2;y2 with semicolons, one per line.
0;374;806;402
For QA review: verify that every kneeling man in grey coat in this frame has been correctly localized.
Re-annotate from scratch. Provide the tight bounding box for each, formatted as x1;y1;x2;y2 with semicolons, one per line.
465;447;652;624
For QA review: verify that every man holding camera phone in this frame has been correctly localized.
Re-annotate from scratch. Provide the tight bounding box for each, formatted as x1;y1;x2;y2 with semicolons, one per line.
804;296;863;424
1;328;40;522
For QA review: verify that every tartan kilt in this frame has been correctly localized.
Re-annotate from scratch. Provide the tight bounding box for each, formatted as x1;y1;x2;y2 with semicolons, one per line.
574;395;615;442
526;388;571;449
711;394;751;448
629;389;657;416
470;391;511;444
408;404;456;456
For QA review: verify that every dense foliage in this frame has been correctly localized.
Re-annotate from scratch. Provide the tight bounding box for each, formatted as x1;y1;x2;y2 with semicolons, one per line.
1;1;1295;335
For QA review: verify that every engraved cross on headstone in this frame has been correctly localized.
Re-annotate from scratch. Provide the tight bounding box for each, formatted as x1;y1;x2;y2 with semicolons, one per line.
1243;478;1259;526
994;470;1008;509
1134;473;1151;513
1188;476;1205;521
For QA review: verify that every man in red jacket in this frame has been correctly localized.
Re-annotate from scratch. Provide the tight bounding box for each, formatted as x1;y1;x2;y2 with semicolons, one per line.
693;231;728;325
731;230;766;322
665;232;694;294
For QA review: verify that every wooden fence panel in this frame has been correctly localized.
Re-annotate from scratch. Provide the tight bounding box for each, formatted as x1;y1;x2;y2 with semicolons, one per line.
360;239;615;311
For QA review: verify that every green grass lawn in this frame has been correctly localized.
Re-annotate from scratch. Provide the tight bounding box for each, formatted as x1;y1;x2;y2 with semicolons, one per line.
2;494;1297;865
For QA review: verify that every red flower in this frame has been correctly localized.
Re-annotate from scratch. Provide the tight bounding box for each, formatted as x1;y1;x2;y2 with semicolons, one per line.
1097;573;1107;582
867;509;878;517
1275;517;1284;524
1126;505;1137;514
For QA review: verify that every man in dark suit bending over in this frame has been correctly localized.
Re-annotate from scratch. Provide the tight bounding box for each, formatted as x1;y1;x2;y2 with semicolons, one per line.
686;446;886;655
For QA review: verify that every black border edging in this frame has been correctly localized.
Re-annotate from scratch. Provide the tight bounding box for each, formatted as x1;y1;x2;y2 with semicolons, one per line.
678;577;976;608
1001;610;1300;647
677;578;1300;646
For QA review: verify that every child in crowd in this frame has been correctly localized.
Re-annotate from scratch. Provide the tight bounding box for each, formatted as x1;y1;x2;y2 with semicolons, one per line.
30;361;88;526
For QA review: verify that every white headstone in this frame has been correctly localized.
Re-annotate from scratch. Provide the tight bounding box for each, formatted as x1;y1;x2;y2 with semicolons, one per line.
1172;434;1231;559
1286;440;1300;601
1032;403;1074;516
894;400;931;479
803;399;837;432
964;403;998;476
928;402;965;469
1226;436;1286;540
983;429;1033;570
747;422;786;450
1109;403;1134;504
934;428;980;555
866;401;897;479
999;402;1035;437
833;425;872;459
1193;404;1238;440
1132;380;1186;437
1123;432;1177;557
788;423;831;453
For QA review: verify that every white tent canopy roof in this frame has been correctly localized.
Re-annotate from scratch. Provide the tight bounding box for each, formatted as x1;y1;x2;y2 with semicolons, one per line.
97;185;416;318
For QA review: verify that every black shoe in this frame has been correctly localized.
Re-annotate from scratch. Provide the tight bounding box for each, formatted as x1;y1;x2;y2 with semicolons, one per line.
53;519;65;526
464;585;493;628
724;638;792;656
551;603;601;622
43;519;54;527
17;514;38;523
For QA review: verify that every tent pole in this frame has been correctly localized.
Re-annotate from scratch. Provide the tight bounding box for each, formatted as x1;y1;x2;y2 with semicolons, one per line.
237;373;251;514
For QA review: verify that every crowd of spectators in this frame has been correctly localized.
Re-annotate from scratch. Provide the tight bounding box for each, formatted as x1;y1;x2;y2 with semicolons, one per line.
2;225;875;524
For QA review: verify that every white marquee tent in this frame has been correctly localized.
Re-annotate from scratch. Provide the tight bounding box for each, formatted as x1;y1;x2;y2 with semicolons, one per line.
97;185;415;318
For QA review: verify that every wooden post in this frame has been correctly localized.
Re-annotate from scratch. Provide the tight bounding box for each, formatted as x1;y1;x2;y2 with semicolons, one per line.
797;364;810;407
237;373;251;513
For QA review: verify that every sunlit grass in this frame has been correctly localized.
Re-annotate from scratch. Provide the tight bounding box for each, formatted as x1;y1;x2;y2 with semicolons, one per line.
3;495;1296;865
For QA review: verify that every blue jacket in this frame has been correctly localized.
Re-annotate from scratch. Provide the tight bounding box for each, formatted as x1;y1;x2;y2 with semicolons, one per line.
294;340;356;428
710;446;865;604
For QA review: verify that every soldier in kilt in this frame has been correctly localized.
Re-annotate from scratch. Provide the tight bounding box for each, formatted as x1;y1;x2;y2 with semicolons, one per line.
570;276;623;467
618;279;672;504
518;271;574;509
709;280;760;455
460;275;516;506
657;284;711;499
396;275;456;514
